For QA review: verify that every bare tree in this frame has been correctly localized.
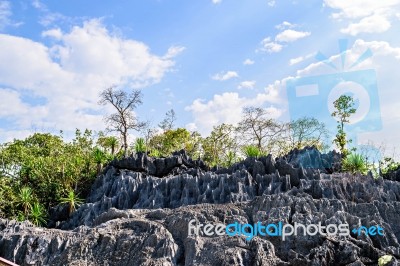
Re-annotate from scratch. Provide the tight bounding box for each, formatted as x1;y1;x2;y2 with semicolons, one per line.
158;109;176;131
288;117;329;150
236;107;282;152
98;87;146;157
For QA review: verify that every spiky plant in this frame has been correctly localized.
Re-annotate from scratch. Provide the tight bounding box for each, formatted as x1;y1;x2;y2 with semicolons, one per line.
30;203;47;226
18;186;34;216
105;136;119;155
243;145;261;158
134;138;146;153
60;190;84;216
92;147;108;175
342;153;368;175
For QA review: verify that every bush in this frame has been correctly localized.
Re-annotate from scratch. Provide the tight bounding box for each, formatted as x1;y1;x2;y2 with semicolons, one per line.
380;157;400;177
134;138;146;153
149;149;161;157
243;145;261;158
342;153;368;175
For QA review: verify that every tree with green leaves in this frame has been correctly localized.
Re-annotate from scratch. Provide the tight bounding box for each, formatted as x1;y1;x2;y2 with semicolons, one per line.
331;95;357;157
202;124;238;167
0;131;101;219
99;86;147;157
148;128;193;157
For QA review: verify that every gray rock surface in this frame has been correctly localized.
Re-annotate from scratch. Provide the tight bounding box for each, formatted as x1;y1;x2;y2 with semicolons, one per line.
1;147;400;265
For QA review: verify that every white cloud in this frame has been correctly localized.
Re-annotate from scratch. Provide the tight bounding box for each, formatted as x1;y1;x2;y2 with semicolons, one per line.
186;79;287;135
212;71;239;81
0;1;11;30
42;28;63;39
164;46;186;59
260;25;310;53
275;21;295;30
212;0;222;4
243;59;254;65
289;53;315;65
238;80;256;90
0;19;183;140
186;92;283;135
341;13;391;35
267;0;276;7
260;37;283;53
324;0;400;35
275;29;311;43
32;0;46;10
186;122;197;131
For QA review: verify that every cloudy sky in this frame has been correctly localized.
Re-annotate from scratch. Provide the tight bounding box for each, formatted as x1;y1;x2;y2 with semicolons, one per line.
0;0;399;153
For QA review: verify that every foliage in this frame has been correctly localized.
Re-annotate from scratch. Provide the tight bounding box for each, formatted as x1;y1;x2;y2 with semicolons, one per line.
134;138;146;153
92;147;109;175
30;203;47;226
331;95;357;157
379;157;400;177
243;145;262;158
201;124;237;167
59;190;84;216
92;147;108;163
97;134;120;155
378;255;393;266
0;176;16;217
224;151;238;167
0;130;113;222
148;128;194;157
17;186;34;216
342;153;368;175
148;149;161;158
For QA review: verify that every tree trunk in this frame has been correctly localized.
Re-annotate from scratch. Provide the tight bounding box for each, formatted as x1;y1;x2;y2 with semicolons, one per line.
123;131;128;157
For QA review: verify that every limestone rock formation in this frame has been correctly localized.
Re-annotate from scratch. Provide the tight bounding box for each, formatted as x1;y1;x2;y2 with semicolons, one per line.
1;147;399;266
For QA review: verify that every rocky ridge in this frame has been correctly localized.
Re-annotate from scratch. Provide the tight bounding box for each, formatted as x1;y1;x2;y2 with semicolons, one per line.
0;147;399;266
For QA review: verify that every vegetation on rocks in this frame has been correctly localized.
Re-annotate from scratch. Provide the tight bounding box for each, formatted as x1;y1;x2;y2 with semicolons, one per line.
0;91;399;227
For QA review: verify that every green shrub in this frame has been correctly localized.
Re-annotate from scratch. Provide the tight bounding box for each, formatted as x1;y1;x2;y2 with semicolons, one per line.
342;153;368;175
60;190;84;216
149;149;161;157
223;151;238;167
243;145;261;158
380;157;400;176
30;203;47;226
134;138;146;153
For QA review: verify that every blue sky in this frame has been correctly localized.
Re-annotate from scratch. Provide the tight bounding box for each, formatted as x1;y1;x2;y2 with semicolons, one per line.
0;0;400;154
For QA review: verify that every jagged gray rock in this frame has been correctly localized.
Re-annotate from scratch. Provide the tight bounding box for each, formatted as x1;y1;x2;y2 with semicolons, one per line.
1;147;400;266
